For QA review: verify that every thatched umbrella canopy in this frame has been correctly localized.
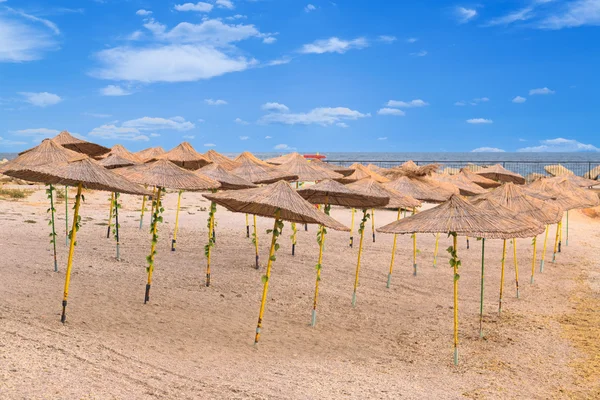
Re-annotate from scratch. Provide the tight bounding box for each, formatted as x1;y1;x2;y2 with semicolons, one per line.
346;178;420;210
525;172;547;184
366;163;386;173
297;179;388;208
277;153;343;181
231;152;297;184
0;139;87;173
264;152;301;165
550;178;599;209
204;149;240;171
544;163;574;177
548;174;600;188
443;167;460;175
378;194;542;365
432;173;486;196
310;159;354;176
385;176;457;203
203;180;348;344
381;160;440;181
197;163;257;190
98;144;143;169
154;142;212;170
48;130;110;158
136;146;166;162
585;165;600;180
476;164;525;184
460;169;501;189
338;163;389;183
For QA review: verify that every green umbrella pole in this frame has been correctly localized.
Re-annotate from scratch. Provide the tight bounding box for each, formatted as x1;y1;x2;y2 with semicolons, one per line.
65;186;69;246
47;184;58;272
479;238;485;338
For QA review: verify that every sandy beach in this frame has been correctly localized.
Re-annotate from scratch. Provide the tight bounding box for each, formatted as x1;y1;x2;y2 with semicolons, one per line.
1;186;599;399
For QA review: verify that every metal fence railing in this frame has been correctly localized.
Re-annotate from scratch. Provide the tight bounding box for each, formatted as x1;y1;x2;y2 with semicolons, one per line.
325;160;600;179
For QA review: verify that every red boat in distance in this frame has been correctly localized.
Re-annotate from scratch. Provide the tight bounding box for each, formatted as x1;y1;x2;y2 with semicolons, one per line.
303;153;326;161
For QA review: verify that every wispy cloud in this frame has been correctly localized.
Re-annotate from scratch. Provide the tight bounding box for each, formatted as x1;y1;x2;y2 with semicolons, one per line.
216;0;235;10
136;9;152;16
0;12;60;62
89;116;194;141
472;147;505;152
410;50;428;57
336;122;349;128
261;102;289;112
122;116;194;131
377;137;388;140
260;106;369;126
0;137;28;146
274;144;295;151
299;37;369;54
19;92;62;107
456;7;478;23
88;125;149;141
512;95;527;103
484;7;535;26
386;99;429;108
234;117;250;125
204;143;216;147
377;108;405;116
539;0;600;29
378;35;397;43
305;4;316;12
466;118;493;124
83;112;112;118
529;87;555;95
174;2;213;12
406;37;418;43
518;138;600;152
183;135;195;139
11;128;60;137
239;136;249;140
100;85;132;96
205;98;228;105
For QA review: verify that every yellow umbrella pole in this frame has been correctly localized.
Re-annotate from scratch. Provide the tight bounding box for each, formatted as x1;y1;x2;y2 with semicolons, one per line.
254;211;282;344
60;183;83;323
171;190;183;251
530;236;537;284
114;192;121;261
106;192;114;238
498;239;507;315
205;200;216;287
351;209;368;307
479;238;485;338
145;187;163;304
253;215;259;269
311;196;329;327
291;222;297;255
139;185;148;229
451;234;459;365
513;239;520;299
349;208;355;248
371;208;376;242
559;215;563;253
552;222;560;263
412;207;417;276
433;233;440;268
540;225;549;272
386;208;402;288
245;213;250;238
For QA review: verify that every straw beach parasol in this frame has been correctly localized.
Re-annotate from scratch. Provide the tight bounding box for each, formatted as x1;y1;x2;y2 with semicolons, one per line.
460;168;501;189
3;156;150;323
297;179;388;325
525;172;546;184
378;194;542;364
310;159;354;177
136;146;165;162
232;152;297;184
204;180;349;344
197;163;257;190
154;142;212;170
476;164;525;184
265;152;301;165
98;144;142;169
277;153;343;181
204;149;240;171
432;173;487;196
338;163;389;183
544;163;574;177
48;130;110;158
585;165;600;180
548;174;600;188
385;176;457;203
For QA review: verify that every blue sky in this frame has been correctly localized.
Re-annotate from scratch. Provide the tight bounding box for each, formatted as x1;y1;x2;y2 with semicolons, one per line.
1;0;600;153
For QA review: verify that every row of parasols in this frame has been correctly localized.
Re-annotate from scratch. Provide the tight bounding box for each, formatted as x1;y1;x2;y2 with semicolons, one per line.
1;131;598;365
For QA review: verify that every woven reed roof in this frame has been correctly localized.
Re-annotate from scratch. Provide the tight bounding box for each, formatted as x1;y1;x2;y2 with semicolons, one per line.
460;168;501;189
525;172;547;184
523;180;585;211
154;142;212;170
115;159;220;190
346;178;421;209
297;179;389;208
3;158;150;195
471;198;545;238
0;139;87;174
476;164;525;184
264;152;301;165
203;149;240;171
378;195;542;239
337;163;390;183
310;159;354;176
585;165;600;180
544;163;574;177
51;130;110;158
550;178;600;209
442;167;460;175
472;182;562;224
98;144;143;169
231;152;298;184
380;161;440;180
548;174;600;188
196;163;256;190
384;176;458;203
136;147;166;162
432;173;487;196
276;153;343;181
203;180;349;231
366;163;386;173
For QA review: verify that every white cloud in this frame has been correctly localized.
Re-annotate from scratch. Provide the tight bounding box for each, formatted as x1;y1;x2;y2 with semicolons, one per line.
0;9;61;62
377;108;406;116
455;98;489;106
519;138;527;142
386;99;429;108
235;117;250;125
127;31;144;41
263;37;277;44
485;7;534;26
378;35;397;43
136;9;153;16
410;50;428;57
406;37;418;43
305;4;316;12
11;128;60;137
19;92;62;107
454;101;467;106
539;0;600;29
512;95;527;103
204;143;216;147
472;147;505;152
260;106;370;126
83;112;112;118
205;98;228;105
473;97;489;103
100;85;132;96
198;119;205;122
122;116;194;131
262;102;289;112
265;136;272;139
225;14;246;20
274;144;296;151
517;138;600;152
5;7;60;35
456;7;478;23
216;0;235;10
88;125;149;141
336;122;349;128
183;135;195;139
239;136;249;140
529;87;555;95
299;37;368;54
0;137;27;146
266;57;292;66
467;118;493;124
377;137;388;140
174;2;213;12
150;133;160;137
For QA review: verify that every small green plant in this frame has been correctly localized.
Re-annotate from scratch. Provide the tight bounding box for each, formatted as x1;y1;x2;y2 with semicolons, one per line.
146;188;166;273
111;193;121;239
204;201;217;258
264;212;284;283
46;185;57;245
0;188;31;199
446;232;461;282
357;209;370;235
68;192;85;246
290;222;297;244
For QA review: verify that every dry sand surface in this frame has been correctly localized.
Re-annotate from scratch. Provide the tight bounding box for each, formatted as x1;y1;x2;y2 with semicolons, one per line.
1;186;600;399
